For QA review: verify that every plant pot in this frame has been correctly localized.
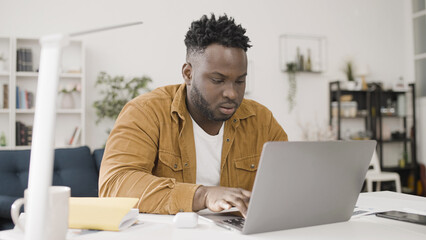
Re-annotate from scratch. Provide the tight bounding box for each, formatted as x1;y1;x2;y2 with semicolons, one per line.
346;81;356;90
59;93;75;109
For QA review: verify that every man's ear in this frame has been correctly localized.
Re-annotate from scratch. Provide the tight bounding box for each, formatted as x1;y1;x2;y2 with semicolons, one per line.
182;63;192;85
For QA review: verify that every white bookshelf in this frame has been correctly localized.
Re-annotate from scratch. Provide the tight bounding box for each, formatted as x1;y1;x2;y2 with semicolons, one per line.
13;145;32;150
16;108;37;113
0;36;85;149
56;109;82;114
16;72;39;77
60;73;82;78
0;37;12;149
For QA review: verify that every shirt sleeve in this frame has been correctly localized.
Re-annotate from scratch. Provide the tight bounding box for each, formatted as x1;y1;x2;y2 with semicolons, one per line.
268;111;288;141
98;101;200;214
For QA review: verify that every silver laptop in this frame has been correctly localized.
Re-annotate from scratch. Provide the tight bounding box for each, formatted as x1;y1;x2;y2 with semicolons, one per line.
199;141;376;234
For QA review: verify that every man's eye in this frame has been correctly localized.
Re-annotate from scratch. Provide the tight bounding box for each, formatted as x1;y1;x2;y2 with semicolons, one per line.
211;78;224;83
236;80;246;84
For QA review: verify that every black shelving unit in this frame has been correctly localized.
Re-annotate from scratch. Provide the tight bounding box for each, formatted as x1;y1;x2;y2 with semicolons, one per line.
329;82;418;194
329;81;371;140
371;83;418;194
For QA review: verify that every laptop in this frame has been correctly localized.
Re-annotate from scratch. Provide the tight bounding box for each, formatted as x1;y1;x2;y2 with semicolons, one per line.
199;140;376;234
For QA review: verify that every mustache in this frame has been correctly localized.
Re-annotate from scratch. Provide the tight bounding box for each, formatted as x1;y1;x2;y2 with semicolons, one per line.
219;101;239;108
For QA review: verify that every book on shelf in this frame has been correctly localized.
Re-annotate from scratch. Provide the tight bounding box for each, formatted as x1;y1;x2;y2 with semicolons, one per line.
15;122;19;146
68;197;139;231
4;84;8;109
26;48;33;72
16;86;19;109
15;121;32;146
69;126;81;146
25;91;29;109
0;84;7;109
16;48;33;72
26;125;33;146
20;89;26;109
16;49;24;72
28;91;34;108
2;84;8;109
15;86;34;109
0;84;3;109
20;124;26;146
16;49;22;72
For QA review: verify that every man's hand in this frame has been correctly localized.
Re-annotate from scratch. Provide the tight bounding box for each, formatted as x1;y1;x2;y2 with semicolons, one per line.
192;186;252;217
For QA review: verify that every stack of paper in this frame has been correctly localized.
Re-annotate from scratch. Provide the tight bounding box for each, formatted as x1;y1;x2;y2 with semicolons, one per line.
69;197;139;231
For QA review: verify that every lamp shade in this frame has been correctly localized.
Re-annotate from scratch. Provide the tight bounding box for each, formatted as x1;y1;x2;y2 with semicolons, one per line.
357;64;370;76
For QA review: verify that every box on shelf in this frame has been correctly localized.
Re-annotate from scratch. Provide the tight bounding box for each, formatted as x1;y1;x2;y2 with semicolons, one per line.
332;101;358;118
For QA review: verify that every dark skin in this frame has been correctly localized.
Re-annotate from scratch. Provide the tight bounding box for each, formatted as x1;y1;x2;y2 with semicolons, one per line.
182;43;252;217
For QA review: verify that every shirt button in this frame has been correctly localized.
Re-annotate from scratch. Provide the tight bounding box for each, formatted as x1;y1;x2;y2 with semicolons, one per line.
226;138;230;142
184;163;188;167
233;119;237;123
174;164;178;169
250;164;255;169
179;209;184;212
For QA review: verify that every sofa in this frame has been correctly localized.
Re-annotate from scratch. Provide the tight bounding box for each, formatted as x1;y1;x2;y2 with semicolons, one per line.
0;146;104;230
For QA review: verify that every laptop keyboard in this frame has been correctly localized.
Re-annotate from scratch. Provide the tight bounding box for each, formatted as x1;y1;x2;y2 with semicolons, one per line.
223;217;245;228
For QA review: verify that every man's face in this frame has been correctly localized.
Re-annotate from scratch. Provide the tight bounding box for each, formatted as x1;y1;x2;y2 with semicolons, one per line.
183;44;247;122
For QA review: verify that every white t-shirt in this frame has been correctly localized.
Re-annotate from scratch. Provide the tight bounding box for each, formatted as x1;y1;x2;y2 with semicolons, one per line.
191;117;223;186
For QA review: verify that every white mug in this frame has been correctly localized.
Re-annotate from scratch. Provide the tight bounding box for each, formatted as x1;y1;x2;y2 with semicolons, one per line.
11;186;71;240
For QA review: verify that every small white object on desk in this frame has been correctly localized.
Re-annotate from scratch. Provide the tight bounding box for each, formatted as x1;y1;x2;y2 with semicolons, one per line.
173;212;198;228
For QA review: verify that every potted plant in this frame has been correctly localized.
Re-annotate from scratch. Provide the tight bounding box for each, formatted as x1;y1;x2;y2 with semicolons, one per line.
93;71;152;134
286;62;297;112
58;83;81;109
0;131;6;147
342;60;356;90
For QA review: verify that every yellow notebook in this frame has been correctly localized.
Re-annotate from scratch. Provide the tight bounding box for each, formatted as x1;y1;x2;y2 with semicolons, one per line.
68;197;139;231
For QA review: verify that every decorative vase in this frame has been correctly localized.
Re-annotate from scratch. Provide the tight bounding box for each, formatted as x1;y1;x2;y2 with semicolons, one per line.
60;93;75;109
346;81;356;90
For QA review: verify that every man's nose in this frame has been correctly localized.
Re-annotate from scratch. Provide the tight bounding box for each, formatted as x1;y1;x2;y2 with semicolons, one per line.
223;83;237;100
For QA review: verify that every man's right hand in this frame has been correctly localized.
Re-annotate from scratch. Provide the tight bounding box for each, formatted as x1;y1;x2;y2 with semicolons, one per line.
192;186;252;217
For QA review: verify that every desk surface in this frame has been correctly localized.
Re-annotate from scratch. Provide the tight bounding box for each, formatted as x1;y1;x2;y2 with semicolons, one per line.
1;191;425;240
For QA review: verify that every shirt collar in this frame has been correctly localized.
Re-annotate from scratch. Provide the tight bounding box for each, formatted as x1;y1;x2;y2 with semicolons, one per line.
171;83;187;123
233;99;256;120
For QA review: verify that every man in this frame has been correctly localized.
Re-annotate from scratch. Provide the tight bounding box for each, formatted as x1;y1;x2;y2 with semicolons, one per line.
99;14;287;217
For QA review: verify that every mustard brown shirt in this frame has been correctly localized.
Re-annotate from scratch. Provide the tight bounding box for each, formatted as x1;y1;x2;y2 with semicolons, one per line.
99;83;288;214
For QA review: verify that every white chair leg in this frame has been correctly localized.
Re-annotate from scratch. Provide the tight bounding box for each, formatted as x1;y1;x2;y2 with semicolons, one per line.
366;179;373;192
377;182;381;191
395;179;401;193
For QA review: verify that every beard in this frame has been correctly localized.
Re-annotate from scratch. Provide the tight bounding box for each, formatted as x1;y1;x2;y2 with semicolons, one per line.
190;83;237;122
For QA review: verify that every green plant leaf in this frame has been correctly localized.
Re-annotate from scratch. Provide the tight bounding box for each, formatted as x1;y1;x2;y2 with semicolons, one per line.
93;72;152;125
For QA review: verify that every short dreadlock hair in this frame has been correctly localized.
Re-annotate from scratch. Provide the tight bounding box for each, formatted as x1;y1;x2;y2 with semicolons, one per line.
184;14;252;57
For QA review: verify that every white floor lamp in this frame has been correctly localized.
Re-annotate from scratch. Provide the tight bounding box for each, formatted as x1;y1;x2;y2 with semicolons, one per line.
25;22;142;240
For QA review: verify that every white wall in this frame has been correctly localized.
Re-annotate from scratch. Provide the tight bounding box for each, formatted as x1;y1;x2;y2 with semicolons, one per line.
0;0;414;150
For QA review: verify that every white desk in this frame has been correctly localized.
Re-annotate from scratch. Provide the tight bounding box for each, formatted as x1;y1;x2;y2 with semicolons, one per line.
1;191;425;240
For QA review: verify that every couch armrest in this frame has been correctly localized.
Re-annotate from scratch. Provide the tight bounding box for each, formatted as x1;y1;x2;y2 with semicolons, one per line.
0;195;19;220
93;148;105;173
